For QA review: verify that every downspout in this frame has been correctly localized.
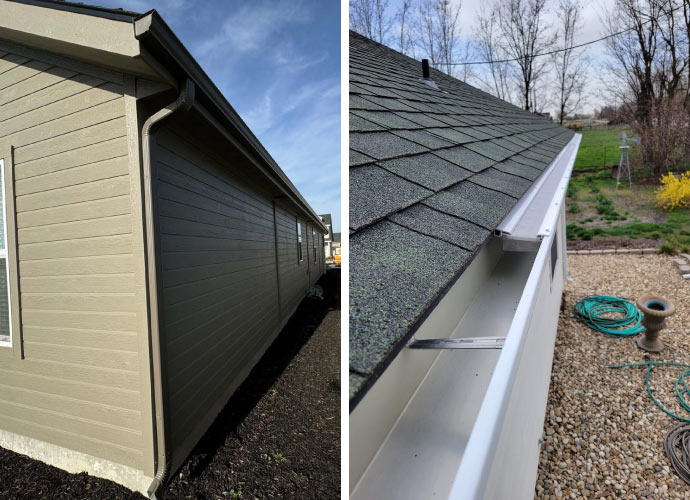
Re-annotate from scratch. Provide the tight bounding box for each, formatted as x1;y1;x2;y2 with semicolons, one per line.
142;78;195;499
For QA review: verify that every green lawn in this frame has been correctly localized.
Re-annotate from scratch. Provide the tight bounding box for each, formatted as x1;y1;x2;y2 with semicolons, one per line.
566;127;690;252
573;127;631;171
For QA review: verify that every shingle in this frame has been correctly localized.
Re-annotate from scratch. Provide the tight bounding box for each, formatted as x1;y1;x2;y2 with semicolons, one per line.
511;153;550;169
394;112;451;128
424;181;516;229
350;372;366;400
426;127;475;144
469;168;532;198
354;83;404;98
349;221;470;374
520;149;554;163
464;141;514;162
377;153;472;191
452;126;493;141
433;146;495;172
350;131;428;160
430;114;467;127
350;165;431;230
390;129;453;149
389;204;491;250
350;112;385;132
360;95;418;111
351;110;420;129
350;149;375;167
350;94;386;110
490;137;524;153
494;159;543;181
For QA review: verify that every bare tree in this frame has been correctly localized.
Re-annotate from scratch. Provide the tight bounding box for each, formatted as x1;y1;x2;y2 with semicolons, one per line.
436;0;462;75
553;0;588;124
395;0;416;56
496;0;555;111
415;0;463;76
474;2;514;102
602;0;663;119
350;0;392;44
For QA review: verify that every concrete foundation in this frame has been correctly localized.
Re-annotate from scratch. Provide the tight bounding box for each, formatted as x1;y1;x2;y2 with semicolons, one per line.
0;429;152;496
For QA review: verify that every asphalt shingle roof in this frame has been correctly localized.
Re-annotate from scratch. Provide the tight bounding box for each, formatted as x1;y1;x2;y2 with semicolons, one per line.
348;31;574;407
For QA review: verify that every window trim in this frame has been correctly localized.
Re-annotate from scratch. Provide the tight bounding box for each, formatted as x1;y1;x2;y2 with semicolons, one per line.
0;158;13;349
312;230;317;263
296;219;303;263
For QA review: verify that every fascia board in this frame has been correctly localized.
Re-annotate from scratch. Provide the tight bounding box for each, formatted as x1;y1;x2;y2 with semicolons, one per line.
0;1;159;78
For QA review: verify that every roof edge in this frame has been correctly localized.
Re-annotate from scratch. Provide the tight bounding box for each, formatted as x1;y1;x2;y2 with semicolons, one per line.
6;0;143;22
135;11;328;233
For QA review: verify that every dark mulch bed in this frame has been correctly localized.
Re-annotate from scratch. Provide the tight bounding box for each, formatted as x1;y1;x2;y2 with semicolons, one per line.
0;450;143;500
0;270;341;500
567;237;660;251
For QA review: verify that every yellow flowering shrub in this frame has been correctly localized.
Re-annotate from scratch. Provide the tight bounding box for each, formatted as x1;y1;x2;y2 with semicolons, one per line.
656;171;690;210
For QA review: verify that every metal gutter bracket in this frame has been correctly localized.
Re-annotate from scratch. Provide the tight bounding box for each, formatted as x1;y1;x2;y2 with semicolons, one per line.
407;336;506;349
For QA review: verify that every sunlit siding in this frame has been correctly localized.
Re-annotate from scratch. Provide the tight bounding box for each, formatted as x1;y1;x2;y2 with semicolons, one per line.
0;43;146;469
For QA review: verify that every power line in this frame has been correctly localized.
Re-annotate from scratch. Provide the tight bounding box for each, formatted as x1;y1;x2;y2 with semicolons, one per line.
448;2;686;66
449;26;633;65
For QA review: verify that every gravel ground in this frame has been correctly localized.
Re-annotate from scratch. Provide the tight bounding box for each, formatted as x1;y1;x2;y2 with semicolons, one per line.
536;253;690;499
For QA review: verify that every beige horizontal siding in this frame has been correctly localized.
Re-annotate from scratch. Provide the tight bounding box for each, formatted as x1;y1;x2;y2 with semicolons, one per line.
0;47;146;470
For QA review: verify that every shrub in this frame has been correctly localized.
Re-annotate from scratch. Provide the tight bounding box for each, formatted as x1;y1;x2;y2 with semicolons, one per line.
656;171;690;210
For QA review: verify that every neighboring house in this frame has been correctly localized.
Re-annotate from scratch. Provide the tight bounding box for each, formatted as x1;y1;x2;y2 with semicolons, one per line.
349;32;580;500
320;213;334;259
332;232;341;256
0;1;327;497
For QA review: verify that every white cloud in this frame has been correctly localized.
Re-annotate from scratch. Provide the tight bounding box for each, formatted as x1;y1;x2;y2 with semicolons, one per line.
194;1;311;57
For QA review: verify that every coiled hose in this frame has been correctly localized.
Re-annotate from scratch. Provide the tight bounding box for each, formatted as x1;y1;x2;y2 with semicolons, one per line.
666;423;690;485
608;360;690;485
573;295;644;336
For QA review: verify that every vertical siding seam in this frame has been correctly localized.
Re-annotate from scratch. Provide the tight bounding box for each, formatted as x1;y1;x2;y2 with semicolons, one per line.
5;144;23;358
272;200;282;316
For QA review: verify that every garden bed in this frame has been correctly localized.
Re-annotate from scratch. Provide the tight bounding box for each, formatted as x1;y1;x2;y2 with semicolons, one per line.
0;270;341;500
565;128;690;252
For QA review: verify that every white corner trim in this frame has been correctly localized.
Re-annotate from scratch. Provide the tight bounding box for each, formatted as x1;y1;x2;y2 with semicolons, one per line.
0;430;152;496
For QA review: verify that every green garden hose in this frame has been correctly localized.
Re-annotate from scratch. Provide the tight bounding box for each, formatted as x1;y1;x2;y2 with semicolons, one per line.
608;359;690;422
609;360;690;485
573;295;644;336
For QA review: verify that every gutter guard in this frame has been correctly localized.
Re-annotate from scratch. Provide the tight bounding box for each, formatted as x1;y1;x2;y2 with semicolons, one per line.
495;134;581;250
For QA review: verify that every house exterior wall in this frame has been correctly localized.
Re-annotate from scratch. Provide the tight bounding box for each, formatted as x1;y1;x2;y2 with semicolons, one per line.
0;41;153;480
152;124;323;472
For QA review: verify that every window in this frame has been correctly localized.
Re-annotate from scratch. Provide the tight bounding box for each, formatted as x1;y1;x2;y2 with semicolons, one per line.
313;230;317;263
0;159;12;348
296;220;303;262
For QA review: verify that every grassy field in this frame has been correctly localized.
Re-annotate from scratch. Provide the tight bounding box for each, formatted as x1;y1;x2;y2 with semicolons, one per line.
573;127;631;171
566;127;690;253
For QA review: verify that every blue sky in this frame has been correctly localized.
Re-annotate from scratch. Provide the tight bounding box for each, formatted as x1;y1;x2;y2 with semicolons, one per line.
98;0;341;231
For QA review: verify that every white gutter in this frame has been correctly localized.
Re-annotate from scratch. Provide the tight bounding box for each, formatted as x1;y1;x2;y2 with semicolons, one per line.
447;134;580;500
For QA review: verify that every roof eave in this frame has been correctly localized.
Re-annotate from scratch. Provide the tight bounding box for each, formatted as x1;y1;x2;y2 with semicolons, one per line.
134;12;328;233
